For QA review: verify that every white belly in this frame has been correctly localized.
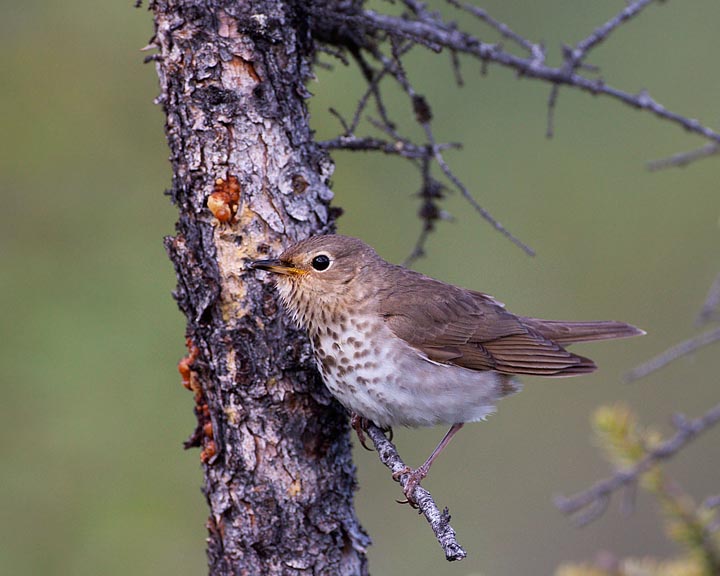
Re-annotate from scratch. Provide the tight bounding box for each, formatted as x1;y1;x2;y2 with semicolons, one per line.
310;317;521;428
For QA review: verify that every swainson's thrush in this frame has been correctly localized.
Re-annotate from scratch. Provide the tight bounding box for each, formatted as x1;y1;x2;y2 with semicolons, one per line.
249;235;644;502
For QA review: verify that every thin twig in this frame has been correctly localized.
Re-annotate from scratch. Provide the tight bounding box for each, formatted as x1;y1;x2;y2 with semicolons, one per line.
625;326;720;382
555;402;720;525
404;154;437;266
347;40;416;136
316;43;350;66
698;271;720;325
348;49;399;136
447;0;540;57
403;156;451;266
402;224;433;267
328;107;351;134
425;126;536;256
449;49;464;86
364;423;468;562
648;142;720;171
572;0;655;60
546;84;560;139
400;0;433;18
706;496;720;533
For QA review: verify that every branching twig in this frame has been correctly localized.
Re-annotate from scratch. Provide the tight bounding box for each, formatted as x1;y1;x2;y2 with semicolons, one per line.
371;37;537;257
340;6;720;145
541;0;654;139
625;326;720;382
555;402;720;525
312;0;720;262
364;423;468;562
347;41;415;136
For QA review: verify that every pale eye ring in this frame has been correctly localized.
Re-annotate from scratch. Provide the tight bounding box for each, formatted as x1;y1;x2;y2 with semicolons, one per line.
311;254;331;271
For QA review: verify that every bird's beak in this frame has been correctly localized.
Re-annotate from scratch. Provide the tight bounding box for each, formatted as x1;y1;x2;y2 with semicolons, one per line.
247;258;307;276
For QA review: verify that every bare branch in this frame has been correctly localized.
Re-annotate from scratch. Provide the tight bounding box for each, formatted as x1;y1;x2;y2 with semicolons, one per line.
334;8;720;145
311;1;720;263
555;402;720;524
625;326;720;382
320;134;441;159
364;423;468;562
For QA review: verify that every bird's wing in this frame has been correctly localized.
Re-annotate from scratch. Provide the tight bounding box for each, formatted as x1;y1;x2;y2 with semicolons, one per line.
378;273;595;376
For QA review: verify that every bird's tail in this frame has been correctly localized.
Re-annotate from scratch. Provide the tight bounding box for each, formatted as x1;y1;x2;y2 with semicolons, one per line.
520;318;645;345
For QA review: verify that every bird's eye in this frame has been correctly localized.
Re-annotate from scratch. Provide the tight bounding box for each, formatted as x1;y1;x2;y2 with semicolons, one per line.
311;254;331;271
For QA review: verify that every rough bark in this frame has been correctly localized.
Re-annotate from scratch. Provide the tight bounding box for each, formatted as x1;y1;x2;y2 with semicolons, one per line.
151;1;370;573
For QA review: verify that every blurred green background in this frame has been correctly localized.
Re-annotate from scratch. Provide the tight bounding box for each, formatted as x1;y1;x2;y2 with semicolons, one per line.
1;1;718;575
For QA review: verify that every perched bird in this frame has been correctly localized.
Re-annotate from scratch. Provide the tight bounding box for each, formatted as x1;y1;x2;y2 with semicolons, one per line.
249;235;644;503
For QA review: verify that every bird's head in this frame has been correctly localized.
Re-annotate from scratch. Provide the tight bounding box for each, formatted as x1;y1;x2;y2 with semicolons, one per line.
248;235;383;322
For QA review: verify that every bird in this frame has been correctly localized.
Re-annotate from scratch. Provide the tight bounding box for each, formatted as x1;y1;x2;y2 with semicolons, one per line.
248;234;644;504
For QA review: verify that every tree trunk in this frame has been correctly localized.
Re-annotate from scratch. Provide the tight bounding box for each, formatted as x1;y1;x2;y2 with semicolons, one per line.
151;1;370;573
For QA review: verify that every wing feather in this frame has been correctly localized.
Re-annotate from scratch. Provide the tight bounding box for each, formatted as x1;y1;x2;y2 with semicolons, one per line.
377;271;596;377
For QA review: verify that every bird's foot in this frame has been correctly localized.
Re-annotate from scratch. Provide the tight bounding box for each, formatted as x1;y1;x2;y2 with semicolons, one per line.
350;414;393;450
350;413;373;451
392;466;427;508
391;466;411;482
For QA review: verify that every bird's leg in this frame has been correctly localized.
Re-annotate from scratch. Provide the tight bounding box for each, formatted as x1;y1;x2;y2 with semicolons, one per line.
395;423;465;507
350;413;374;451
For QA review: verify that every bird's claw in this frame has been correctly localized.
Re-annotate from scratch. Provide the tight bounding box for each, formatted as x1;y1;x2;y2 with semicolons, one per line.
350;414;394;450
391;465;411;482
350;414;373;451
392;466;426;508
